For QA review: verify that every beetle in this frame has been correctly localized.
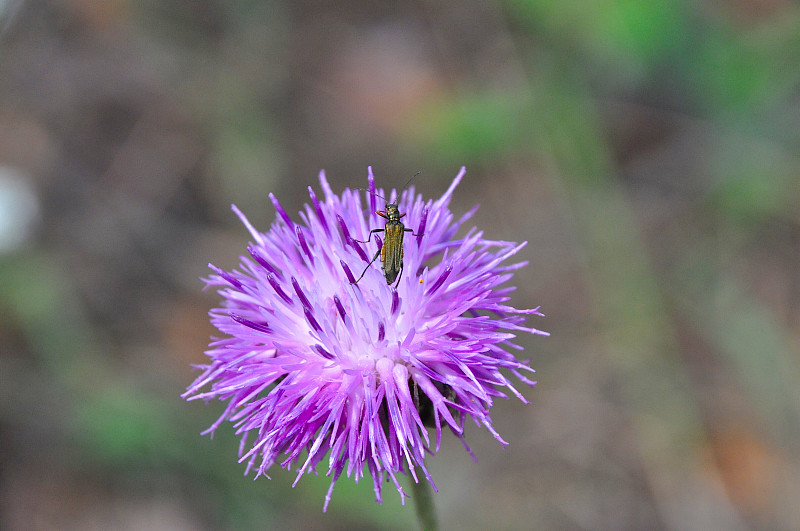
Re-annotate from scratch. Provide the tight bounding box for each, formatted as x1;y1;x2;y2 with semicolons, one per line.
352;175;422;288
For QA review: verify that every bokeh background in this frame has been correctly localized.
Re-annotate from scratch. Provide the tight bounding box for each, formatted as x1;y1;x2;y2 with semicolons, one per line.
2;1;799;529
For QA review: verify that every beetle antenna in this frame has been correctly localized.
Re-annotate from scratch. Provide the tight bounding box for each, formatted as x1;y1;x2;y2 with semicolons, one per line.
356;171;422;204
355;188;388;202
401;170;422;191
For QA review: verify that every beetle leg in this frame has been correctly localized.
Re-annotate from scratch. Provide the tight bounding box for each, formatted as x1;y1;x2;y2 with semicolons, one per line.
353;227;384;244
353;248;382;284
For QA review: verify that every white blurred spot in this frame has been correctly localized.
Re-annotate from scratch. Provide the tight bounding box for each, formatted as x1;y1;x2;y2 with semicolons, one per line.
0;167;40;253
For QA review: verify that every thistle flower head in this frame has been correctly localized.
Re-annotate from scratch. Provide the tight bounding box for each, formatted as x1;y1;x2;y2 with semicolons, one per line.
184;167;547;510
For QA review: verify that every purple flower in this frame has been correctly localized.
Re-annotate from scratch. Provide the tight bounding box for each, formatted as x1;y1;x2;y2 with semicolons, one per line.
184;167;547;510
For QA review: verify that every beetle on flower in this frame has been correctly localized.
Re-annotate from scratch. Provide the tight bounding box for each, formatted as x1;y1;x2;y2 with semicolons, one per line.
183;167;547;511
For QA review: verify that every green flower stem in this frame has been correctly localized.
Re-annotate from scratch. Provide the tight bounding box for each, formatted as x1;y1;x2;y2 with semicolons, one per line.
410;478;438;531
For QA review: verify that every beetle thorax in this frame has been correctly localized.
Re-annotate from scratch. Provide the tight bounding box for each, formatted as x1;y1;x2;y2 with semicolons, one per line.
385;204;401;222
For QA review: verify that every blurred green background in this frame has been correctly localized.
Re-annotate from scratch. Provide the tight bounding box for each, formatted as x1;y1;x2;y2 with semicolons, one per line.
1;1;799;529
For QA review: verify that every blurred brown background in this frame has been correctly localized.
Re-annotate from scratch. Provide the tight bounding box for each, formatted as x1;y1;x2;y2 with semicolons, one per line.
1;1;799;529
